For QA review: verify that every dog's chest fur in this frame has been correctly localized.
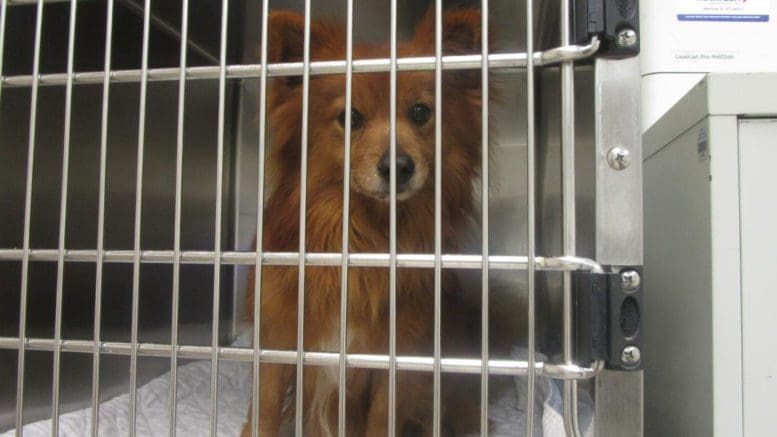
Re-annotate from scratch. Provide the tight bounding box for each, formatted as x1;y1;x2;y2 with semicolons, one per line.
299;194;438;354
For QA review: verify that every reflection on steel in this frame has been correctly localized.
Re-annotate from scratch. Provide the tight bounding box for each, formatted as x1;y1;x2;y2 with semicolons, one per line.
0;336;603;380
0;39;601;88
0;248;604;271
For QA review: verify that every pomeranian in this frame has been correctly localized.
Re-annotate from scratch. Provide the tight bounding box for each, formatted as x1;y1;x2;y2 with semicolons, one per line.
243;8;487;436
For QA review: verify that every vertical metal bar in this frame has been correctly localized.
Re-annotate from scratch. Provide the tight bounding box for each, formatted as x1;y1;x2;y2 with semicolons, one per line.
479;1;490;436
209;0;229;435
559;0;575;262
170;1;190;434
91;0;115;434
129;1;152;435
388;0;398;434
51;1;78;434
0;0;7;109
250;0;271;435
524;0;537;434
15;1;45;434
295;0;312;434
559;0;582;434
337;0;354;434
431;0;443;435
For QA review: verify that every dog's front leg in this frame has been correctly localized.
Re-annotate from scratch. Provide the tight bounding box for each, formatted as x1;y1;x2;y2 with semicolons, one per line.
365;370;390;436
241;362;294;437
366;370;435;437
241;265;299;436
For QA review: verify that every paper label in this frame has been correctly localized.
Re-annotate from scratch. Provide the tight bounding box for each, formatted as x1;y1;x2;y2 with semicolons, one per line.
697;127;709;160
677;0;771;22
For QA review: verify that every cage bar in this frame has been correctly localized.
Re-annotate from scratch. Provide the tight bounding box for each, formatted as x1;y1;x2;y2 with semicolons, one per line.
0;249;603;272
560;0;583;434
250;0;272;435
50;1;78;434
525;0;537;434
209;0;230;435
294;0;313;434
479;0;491;435
90;0;115;435
0;0;6;107
337;0;355;435
432;0;443;435
0;42;600;89
0;336;602;378
388;0;399;433
169;1;191;433
15;1;45;434
128;1;152;435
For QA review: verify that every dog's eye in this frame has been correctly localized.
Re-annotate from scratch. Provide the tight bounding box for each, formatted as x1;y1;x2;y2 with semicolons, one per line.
338;108;364;130
409;103;431;126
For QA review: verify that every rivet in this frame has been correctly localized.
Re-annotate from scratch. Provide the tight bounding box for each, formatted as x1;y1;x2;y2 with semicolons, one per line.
616;28;638;48
621;270;640;292
607;146;631;170
621;345;641;366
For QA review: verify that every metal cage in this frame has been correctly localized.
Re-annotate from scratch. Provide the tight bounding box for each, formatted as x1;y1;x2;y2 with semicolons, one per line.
0;0;642;435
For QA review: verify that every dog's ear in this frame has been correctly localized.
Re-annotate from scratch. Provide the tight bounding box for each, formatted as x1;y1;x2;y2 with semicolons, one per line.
267;11;341;87
414;8;483;55
443;9;484;55
415;9;484;89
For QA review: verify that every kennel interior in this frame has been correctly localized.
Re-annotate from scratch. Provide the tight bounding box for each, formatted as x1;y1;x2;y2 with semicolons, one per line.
0;0;642;435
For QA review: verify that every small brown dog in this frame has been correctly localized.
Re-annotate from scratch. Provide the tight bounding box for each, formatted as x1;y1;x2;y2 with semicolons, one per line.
243;8;486;436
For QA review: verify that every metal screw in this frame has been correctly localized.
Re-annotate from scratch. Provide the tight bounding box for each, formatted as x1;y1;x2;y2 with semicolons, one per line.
607;146;631;170
621;345;641;366
621;270;640;292
616;28;638;48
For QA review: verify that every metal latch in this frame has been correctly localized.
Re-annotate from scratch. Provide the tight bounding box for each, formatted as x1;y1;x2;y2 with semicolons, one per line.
573;266;642;370
573;0;640;58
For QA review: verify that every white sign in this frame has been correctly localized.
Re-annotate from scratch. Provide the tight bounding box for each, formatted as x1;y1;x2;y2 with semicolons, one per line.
640;0;777;131
641;0;777;73
677;0;770;22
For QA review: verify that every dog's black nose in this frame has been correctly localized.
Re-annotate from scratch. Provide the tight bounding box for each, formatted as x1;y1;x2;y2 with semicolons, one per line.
378;152;415;186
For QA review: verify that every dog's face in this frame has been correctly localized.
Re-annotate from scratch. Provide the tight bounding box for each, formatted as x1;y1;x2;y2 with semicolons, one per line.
267;10;484;207
308;71;436;202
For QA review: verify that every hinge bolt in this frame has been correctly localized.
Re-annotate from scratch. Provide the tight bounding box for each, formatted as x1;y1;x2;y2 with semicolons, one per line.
607;146;631;170
620;270;641;291
621;345;641;366
616;28;638;48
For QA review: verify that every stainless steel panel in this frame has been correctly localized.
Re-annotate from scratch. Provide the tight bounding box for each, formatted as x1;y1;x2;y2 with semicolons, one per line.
594;57;642;267
593;57;643;437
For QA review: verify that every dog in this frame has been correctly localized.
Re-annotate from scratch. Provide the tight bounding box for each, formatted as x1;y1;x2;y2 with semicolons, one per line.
242;8;488;436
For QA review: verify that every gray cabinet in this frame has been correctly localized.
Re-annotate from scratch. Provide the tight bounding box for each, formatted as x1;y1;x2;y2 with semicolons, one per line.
643;73;777;436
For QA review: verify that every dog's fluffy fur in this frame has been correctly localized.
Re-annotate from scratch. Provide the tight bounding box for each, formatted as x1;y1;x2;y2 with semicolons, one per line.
242;9;487;436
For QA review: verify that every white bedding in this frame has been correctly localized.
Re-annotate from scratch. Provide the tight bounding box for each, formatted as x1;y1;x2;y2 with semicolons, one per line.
4;336;592;437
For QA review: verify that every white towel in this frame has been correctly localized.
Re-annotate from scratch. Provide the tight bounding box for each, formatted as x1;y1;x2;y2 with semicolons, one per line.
4;337;593;437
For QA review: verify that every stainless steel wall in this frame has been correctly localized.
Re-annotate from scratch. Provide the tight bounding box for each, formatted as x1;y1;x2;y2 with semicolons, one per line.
0;1;238;428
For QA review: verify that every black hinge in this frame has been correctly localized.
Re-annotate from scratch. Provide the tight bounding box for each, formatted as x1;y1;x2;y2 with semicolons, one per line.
573;266;642;370
573;0;640;58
